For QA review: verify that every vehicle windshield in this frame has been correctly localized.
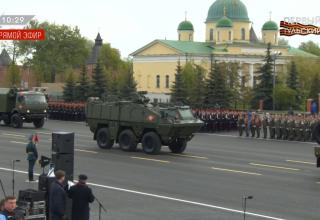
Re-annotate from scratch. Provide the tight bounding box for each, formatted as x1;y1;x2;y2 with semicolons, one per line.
178;109;194;120
23;94;47;104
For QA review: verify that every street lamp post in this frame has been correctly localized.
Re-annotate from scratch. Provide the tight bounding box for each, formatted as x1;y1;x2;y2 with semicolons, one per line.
272;51;281;111
243;195;253;220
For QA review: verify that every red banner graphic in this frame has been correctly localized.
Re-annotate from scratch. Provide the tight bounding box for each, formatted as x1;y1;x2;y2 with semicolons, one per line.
0;29;45;40
280;21;320;36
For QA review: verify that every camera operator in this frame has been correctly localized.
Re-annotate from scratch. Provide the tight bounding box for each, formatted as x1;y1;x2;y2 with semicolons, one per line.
0;196;24;220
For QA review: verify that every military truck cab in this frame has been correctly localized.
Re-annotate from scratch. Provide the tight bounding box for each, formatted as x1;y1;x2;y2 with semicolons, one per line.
85;94;203;154
0;88;48;128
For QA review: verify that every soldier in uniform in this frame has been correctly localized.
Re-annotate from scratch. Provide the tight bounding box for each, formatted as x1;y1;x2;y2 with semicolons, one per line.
238;114;245;137
288;115;295;141
275;115;281;139
269;115;275;139
255;114;262;138
262;114;268;139
295;115;302;141
244;115;249;137
281;115;289;140
250;113;256;138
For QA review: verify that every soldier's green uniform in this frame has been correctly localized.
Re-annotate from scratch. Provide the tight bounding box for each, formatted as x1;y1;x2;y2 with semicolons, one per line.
269;116;275;139
295;119;302;141
310;119;317;141
275;117;281;139
238;116;245;137
250;117;256;138
288;118;295;141
303;119;311;142
262;116;268;139
281;117;288;140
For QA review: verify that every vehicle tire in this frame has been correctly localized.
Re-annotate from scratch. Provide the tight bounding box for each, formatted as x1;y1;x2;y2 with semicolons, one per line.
3;118;10;126
118;129;138;151
141;132;162;154
168;139;187;154
96;127;114;149
33;118;45;128
11;114;23;128
313;123;320;144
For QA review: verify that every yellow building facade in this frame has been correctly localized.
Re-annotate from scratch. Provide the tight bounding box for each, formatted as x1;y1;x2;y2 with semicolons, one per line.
131;0;317;103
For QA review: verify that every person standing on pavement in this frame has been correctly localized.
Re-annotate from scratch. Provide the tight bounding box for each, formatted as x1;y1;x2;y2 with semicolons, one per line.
49;170;67;220
26;134;38;182
68;175;95;220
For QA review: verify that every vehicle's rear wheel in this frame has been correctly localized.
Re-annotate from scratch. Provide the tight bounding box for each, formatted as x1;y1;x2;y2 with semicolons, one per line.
96;127;114;149
119;129;138;151
141;132;161;154
33;118;45;128
168;139;187;153
11;114;23;128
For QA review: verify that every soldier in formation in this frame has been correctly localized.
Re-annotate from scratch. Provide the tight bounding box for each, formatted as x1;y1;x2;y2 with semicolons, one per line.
48;102;86;121
237;112;319;142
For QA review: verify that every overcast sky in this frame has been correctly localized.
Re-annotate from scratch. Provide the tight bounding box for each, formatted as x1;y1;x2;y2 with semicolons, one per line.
2;0;320;57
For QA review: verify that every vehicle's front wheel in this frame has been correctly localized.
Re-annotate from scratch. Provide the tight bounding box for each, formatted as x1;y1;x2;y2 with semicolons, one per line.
118;129;138;151
141;132;162;154
96;128;114;149
33;118;45;128
11;114;23;128
168;139;187;153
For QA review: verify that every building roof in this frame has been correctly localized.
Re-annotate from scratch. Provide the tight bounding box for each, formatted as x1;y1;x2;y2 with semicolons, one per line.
178;20;194;31
206;0;249;22
287;47;319;58
86;33;103;65
249;27;259;43
262;21;278;31
216;16;233;27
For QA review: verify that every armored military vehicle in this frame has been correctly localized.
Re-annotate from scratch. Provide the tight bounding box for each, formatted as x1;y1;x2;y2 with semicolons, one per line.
85;93;203;154
0;88;48;128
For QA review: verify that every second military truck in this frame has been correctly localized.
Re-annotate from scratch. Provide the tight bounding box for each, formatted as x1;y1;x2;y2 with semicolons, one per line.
85;94;203;154
0;88;48;128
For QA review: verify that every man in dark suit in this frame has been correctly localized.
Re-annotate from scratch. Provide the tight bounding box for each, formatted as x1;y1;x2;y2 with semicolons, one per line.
49;170;67;220
68;175;95;220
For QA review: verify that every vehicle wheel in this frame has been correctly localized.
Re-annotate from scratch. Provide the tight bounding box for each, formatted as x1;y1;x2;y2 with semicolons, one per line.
33;118;45;128
118;129;138;151
141;132;162;154
168;139;187;154
96;127;114;149
3;118;10;126
11;114;23;128
313;123;320;144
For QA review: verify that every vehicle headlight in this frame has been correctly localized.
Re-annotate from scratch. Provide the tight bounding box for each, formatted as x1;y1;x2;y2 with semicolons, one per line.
27;110;30;113
44;110;47;113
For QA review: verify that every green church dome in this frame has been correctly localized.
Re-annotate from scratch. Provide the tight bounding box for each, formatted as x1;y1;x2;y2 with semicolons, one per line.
216;16;233;27
262;20;278;30
206;0;249;22
178;20;194;31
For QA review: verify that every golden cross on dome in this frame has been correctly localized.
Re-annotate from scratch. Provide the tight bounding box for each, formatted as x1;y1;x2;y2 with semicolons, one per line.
185;11;187;21
269;11;272;21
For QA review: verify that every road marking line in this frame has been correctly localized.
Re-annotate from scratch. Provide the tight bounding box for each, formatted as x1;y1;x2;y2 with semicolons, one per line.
169;153;208;159
131;156;170;163
2;133;26;138
10;141;26;145
286;160;315;165
249;163;300;171
211;167;262;176
75;149;98;154
33;131;51;135
0;166;286;220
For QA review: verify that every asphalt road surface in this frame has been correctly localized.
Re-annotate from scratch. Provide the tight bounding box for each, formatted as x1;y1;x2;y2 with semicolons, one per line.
0;120;319;220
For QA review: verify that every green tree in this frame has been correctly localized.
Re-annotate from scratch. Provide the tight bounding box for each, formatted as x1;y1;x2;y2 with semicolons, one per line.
251;43;274;110
299;41;320;57
18;20;90;83
309;73;320;100
278;38;289;46
63;71;76;102
190;64;206;107
222;62;240;108
6;62;21;87
286;61;301;108
181;62;196;98
91;61;107;97
204;58;230;108
119;65;137;98
75;65;90;101
274;85;297;110
171;60;187;103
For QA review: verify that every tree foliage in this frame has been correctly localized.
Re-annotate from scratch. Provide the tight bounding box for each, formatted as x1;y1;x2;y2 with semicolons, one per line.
63;70;76;102
274;84;296;110
171;60;187;103
75;65;90;101
299;41;320;57
91;61;107;98
6;62;21;87
17;20;90;83
309;73;320;100
251;43;274;110
119;64;137;98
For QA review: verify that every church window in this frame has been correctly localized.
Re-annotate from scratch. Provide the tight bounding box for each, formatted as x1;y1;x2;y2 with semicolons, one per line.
165;75;169;88
156;75;160;88
217;31;220;42
210;29;214;41
241;28;245;40
228;31;232;41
